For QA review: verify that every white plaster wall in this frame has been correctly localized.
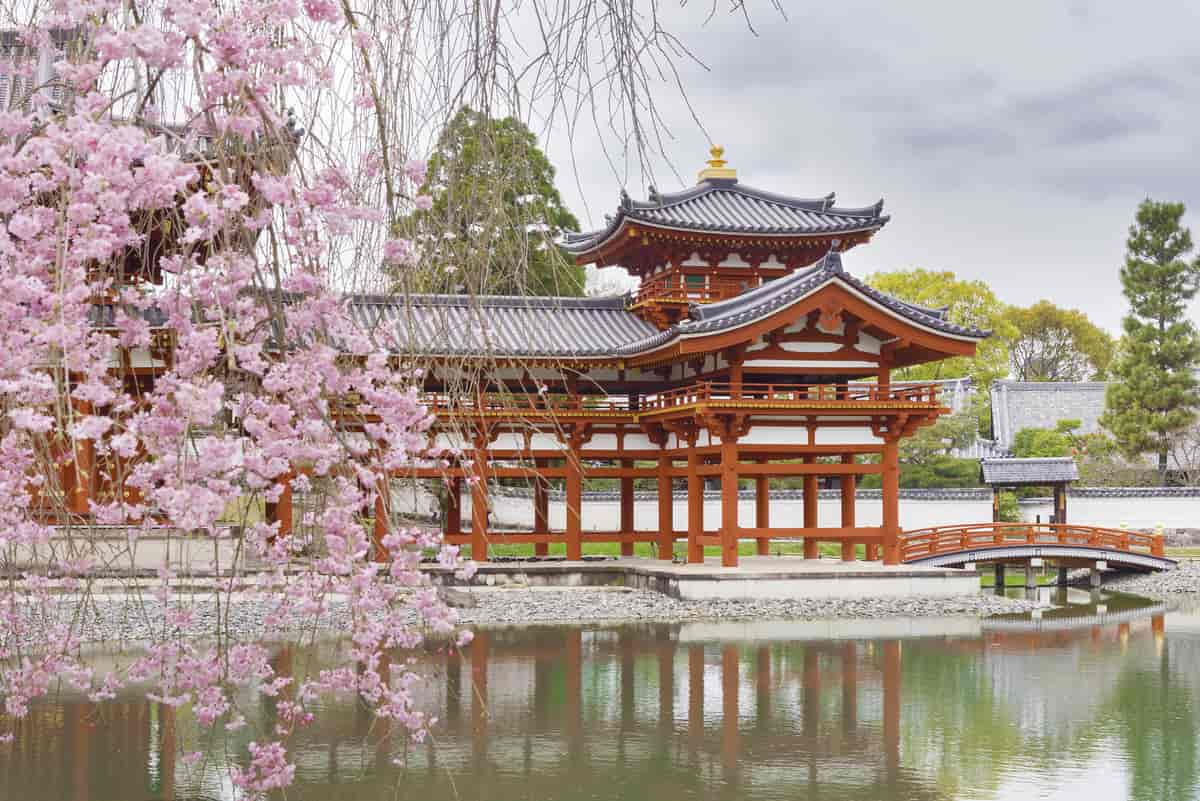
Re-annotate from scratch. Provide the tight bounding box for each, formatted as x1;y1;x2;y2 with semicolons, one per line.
395;490;1194;532
1019;496;1200;529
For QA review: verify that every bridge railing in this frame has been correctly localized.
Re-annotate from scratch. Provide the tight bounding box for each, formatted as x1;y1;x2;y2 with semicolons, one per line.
899;522;1166;562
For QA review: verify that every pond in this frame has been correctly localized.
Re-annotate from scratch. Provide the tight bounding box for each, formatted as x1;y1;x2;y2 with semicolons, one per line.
3;589;1195;801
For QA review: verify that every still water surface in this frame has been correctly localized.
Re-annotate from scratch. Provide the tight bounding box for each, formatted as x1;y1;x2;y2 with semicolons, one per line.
2;588;1196;801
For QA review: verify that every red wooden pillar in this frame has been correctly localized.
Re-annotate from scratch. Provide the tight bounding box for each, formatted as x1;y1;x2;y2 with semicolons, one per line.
657;451;674;560
373;480;388;561
755;458;770;556
687;438;704;564
274;474;294;538
840;454;856;561
471;438;489;562
565;443;583;561
620;458;635;557
445;477;462;538
882;438;901;565
533;461;549;557
803;454;819;559
71;399;95;516
720;434;739;567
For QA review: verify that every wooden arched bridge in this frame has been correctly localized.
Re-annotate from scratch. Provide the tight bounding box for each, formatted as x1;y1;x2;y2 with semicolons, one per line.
899;522;1176;574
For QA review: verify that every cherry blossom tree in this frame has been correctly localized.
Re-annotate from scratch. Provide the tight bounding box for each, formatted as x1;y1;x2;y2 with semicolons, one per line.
0;0;766;794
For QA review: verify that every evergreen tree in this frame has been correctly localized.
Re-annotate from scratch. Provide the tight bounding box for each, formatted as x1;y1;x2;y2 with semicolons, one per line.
1101;199;1200;481
393;107;585;296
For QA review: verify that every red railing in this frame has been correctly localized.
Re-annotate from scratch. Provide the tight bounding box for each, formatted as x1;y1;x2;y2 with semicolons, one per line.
422;392;632;416
899;522;1166;562
635;272;747;305
424;381;944;418
638;381;942;411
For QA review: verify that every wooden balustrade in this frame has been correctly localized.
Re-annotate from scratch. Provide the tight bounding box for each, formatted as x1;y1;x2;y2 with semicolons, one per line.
635;272;746;305
899;522;1166;562
422;381;943;418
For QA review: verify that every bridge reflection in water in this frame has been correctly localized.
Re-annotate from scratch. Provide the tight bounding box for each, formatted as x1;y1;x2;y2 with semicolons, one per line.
0;597;1188;801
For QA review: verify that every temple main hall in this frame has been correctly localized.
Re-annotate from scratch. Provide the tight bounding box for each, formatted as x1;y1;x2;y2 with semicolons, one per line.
352;148;988;567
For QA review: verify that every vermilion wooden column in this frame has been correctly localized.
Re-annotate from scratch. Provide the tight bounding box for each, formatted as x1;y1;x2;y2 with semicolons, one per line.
71;399;95;516
803;454;819;559
533;461;549;557
755;458;770;556
657;451;674;560
882;438;901;565
840;454;856;561
687;439;704;564
445;477;462;538
373;482;388;561
275;475;294;538
471;440;489;562
620;458;635;557
565;448;583;561
720;435;740;567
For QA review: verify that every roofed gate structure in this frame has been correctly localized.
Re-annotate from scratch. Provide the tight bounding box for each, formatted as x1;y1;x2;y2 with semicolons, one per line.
336;148;990;567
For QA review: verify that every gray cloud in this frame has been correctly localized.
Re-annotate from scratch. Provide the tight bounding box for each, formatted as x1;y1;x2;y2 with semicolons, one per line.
549;0;1200;333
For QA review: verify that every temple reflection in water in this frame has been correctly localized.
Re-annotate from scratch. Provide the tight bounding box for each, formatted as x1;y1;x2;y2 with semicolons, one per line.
0;597;1191;801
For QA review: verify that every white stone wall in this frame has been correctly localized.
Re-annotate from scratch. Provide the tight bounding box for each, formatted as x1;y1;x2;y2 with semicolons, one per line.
394;487;1197;532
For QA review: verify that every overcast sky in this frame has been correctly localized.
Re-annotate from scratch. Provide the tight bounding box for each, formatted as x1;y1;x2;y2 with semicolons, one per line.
544;0;1200;333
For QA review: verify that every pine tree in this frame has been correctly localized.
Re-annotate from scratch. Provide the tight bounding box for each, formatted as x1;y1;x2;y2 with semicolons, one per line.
1101;199;1200;481
392;107;585;296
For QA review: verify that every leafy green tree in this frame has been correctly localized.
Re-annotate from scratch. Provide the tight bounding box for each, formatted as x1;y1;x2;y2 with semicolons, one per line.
1101;199;1200;480
1011;425;1073;458
1003;300;1114;381
866;269;1016;387
394;107;585;296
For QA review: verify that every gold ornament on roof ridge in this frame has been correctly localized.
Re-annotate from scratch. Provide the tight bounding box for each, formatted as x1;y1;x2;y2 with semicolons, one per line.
698;144;737;182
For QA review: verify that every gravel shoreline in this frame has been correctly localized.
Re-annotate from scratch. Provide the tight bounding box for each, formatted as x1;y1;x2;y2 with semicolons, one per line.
15;588;1041;645
1105;559;1200;598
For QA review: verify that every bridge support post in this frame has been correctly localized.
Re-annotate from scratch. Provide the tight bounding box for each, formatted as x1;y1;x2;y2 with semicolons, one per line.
1024;565;1037;589
1089;566;1102;588
1057;566;1069;586
993;564;1006;591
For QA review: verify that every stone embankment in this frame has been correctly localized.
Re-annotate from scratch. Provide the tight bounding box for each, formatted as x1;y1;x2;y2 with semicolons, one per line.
43;588;1038;644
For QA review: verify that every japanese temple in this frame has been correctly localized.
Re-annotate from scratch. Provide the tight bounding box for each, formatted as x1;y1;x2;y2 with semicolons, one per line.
349;147;988;567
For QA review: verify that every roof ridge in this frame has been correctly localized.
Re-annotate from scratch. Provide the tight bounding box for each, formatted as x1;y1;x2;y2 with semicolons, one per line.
348;293;630;310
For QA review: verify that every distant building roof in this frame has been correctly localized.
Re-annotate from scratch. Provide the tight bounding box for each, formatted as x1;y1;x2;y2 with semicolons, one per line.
981;457;1079;486
990;380;1108;449
562;178;888;256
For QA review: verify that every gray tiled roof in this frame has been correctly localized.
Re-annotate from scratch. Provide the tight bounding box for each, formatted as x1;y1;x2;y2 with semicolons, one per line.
347;293;659;358
616;250;989;354
348;250;987;359
981;457;1079;486
563;179;889;254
